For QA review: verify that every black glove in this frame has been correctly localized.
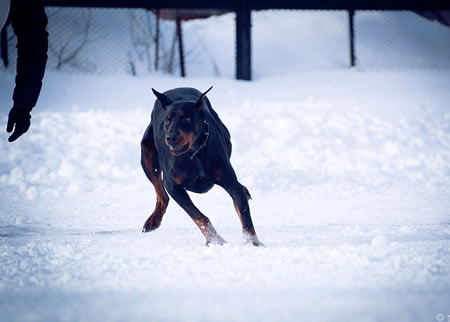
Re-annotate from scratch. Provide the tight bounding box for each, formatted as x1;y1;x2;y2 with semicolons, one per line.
6;106;31;142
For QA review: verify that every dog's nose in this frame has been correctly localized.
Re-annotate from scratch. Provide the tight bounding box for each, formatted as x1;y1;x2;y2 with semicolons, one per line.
166;133;178;146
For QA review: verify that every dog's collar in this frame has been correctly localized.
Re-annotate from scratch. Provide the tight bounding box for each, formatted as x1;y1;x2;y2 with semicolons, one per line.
190;120;209;160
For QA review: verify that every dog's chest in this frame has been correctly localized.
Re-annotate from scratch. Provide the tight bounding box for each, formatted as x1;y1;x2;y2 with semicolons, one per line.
165;159;214;193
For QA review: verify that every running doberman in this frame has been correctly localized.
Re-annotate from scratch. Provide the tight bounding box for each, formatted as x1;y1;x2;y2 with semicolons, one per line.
140;87;263;246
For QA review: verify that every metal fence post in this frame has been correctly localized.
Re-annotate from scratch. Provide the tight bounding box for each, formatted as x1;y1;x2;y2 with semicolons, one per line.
235;0;251;80
176;13;185;77
154;8;160;71
349;9;355;67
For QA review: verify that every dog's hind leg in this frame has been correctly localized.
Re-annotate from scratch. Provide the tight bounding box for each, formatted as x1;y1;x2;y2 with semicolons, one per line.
242;185;252;201
141;124;169;232
217;166;263;246
165;184;226;246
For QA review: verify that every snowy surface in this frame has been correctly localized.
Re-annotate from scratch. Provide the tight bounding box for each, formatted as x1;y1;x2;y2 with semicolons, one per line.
1;68;449;321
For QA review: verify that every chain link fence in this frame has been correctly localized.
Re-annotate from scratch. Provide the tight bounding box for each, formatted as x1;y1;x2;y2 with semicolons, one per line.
355;11;450;69
1;7;234;77
252;10;350;78
1;8;449;78
252;10;450;76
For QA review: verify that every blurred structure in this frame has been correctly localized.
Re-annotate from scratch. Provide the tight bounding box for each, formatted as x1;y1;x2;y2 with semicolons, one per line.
1;6;449;79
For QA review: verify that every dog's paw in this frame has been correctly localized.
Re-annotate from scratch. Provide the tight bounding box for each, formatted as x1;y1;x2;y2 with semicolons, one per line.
251;240;265;247
205;234;227;246
243;233;265;247
142;215;161;233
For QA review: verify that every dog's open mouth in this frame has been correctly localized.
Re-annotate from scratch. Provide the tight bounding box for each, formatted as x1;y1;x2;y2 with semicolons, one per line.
169;143;190;156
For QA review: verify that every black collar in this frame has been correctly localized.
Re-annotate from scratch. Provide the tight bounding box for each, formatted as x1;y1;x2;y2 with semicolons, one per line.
190;120;209;160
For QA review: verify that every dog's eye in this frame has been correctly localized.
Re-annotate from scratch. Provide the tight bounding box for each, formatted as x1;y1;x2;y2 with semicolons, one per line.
183;117;191;124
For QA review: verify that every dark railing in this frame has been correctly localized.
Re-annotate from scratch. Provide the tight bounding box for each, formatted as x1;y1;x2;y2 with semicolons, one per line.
43;0;448;10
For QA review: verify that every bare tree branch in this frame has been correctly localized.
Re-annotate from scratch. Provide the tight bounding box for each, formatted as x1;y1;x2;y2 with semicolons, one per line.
49;9;92;71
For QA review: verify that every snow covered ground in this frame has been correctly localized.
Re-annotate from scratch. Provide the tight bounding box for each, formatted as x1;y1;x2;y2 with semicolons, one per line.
1;68;449;321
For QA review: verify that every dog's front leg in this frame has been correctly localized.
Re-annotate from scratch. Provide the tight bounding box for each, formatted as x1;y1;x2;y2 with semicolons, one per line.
141;131;169;233
165;184;226;246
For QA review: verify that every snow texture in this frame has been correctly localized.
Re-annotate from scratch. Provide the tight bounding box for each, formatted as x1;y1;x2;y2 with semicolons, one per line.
1;11;450;322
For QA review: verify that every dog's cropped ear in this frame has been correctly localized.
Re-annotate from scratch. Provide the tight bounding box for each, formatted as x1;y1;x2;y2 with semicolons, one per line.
152;88;173;109
196;86;213;111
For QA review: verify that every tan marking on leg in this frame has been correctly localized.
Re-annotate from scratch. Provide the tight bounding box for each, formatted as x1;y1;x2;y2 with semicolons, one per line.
234;202;256;236
142;143;169;231
243;185;252;200
193;216;226;246
233;200;263;246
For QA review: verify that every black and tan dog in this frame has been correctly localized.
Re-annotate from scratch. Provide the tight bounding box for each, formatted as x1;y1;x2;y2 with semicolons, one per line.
140;87;263;246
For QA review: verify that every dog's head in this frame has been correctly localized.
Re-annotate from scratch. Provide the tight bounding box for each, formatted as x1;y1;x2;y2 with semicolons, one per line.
152;87;213;156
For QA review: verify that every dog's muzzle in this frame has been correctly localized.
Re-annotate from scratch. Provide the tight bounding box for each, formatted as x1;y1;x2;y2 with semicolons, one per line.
168;143;190;155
